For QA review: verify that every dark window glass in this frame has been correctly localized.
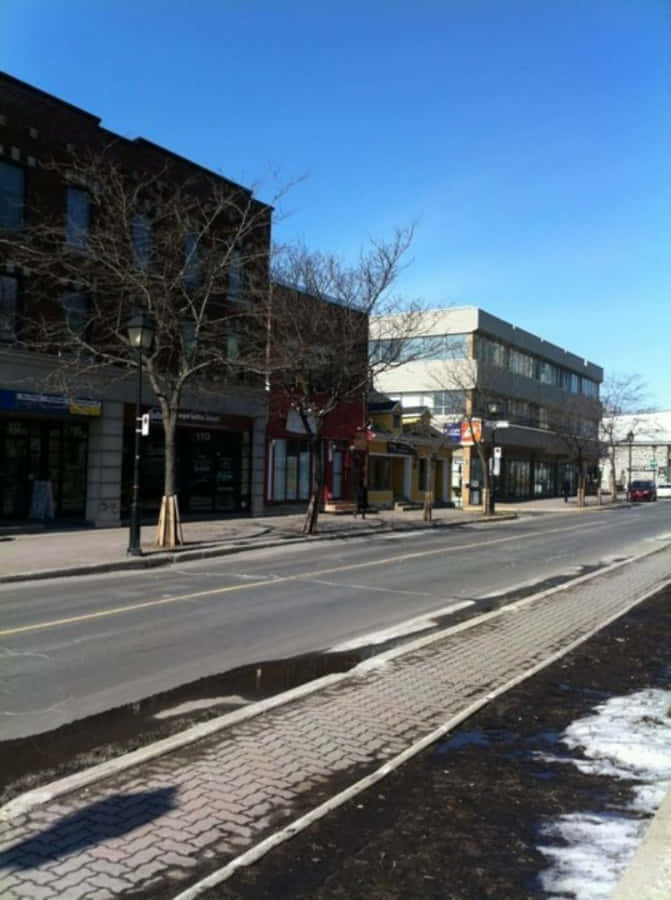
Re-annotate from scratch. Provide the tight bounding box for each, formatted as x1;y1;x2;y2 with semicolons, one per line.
0;161;24;229
62;291;90;338
65;186;91;249
0;274;18;341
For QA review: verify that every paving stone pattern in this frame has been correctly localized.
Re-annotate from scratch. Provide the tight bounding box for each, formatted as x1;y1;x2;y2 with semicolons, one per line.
1;548;669;899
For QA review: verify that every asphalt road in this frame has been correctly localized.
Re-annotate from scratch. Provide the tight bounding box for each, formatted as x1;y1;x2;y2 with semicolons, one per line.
1;504;669;739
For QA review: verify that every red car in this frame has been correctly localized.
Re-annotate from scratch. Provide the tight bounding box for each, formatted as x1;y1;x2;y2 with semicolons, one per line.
628;480;657;502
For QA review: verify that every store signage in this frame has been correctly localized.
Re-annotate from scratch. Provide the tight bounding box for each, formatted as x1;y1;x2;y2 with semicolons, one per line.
443;422;462;443
460;418;482;445
149;407;232;428
0;389;101;416
387;441;416;456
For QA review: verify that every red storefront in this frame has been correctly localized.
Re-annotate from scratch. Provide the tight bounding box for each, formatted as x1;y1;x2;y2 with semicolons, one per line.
265;395;365;507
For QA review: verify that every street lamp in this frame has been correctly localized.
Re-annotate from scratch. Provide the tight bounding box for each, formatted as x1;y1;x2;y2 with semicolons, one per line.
626;430;634;501
127;311;155;556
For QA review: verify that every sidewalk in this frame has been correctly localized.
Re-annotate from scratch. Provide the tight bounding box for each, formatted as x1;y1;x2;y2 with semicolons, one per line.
0;495;621;584
0;539;667;899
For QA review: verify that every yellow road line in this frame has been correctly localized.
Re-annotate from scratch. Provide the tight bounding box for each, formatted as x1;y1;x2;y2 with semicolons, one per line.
0;520;602;637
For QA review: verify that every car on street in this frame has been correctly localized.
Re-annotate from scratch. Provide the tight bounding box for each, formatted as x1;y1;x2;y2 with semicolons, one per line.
627;480;657;502
656;483;671;499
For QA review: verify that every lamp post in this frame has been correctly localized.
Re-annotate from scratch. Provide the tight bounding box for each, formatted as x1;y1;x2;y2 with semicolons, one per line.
127;311;155;556
626;430;634;501
486;402;506;515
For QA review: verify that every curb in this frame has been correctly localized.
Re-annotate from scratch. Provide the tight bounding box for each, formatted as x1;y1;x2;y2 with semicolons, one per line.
0;514;518;585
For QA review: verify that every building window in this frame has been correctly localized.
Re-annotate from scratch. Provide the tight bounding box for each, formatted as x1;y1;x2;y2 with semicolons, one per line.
0;273;18;341
65;186;91;249
476;335;507;367
581;377;598;398
269;438;311;502
62;291;90;338
539;360;560;386
132;213;152;269
418;458;428;491
368;456;392;492
228;248;243;303
509;348;534;378
432;390;464;415
0;161;24;230
184;232;200;288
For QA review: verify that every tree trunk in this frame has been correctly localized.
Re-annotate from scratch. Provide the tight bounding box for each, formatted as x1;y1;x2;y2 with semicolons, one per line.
576;459;586;508
476;442;492;516
155;404;183;548
303;436;324;535
610;446;618;502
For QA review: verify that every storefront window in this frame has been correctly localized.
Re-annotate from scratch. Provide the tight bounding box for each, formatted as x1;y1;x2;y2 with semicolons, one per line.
369;456;392;491
331;449;343;498
418;458;428;491
533;461;555;497
269;438;312;502
506;459;531;499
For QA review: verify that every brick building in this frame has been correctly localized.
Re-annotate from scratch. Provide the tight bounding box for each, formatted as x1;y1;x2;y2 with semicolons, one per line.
0;71;271;525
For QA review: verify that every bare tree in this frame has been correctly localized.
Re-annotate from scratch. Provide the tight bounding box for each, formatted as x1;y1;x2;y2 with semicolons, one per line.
267;229;428;534
1;147;282;546
599;373;648;501
547;394;601;507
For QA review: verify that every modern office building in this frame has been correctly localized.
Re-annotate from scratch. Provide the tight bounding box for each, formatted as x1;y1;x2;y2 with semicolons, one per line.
372;307;603;505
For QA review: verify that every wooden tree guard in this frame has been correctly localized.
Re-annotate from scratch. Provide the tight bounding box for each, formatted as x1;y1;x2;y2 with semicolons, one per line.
155;494;184;548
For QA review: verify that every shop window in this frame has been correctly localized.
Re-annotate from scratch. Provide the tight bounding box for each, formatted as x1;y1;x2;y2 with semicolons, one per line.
0;274;18;341
0;161;24;230
418;458;428;492
65;186;91;250
269;438;312;502
331;448;343;498
369;456;392;492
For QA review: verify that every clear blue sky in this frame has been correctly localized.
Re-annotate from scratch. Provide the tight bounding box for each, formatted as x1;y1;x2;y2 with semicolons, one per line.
3;1;670;407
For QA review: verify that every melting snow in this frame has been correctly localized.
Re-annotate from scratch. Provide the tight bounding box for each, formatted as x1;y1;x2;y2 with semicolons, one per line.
537;688;671;898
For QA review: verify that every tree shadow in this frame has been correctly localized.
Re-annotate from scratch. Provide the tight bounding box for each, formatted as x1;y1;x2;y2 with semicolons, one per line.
0;786;177;869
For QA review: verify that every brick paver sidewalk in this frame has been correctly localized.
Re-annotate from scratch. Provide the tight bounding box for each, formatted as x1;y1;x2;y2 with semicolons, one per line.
1;545;668;899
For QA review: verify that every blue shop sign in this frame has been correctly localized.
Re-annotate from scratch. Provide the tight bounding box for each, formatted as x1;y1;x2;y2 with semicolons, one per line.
443;422;462;443
0;389;101;416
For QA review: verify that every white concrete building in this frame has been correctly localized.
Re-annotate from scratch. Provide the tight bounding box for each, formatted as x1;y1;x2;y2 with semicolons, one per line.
372;307;603;504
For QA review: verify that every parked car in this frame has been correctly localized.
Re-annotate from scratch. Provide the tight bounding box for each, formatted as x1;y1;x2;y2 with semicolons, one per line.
657;483;671;499
628;480;657;502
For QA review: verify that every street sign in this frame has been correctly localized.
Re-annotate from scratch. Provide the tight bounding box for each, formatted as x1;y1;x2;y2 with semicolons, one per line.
650;459;657;468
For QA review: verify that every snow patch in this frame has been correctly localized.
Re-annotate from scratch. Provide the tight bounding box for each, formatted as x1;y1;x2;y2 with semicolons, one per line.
537;688;671;898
